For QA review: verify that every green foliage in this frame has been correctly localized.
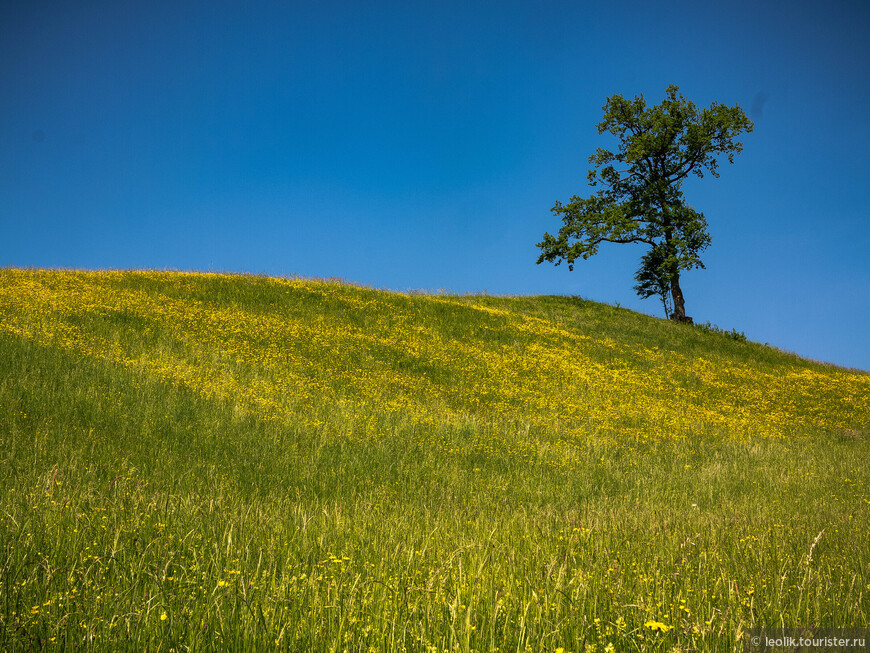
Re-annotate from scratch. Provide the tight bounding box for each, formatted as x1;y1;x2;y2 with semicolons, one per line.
537;85;753;320
695;321;749;343
633;243;674;318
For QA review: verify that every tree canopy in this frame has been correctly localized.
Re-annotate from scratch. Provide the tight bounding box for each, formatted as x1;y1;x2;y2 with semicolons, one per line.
536;85;753;322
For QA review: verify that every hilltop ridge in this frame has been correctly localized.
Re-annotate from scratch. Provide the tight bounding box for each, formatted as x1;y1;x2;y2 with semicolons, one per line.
1;269;866;451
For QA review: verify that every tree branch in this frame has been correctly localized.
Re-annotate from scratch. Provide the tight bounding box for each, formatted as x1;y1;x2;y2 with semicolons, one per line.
599;236;657;246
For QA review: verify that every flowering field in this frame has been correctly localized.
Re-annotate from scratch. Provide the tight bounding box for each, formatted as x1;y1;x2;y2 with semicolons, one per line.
1;269;868;651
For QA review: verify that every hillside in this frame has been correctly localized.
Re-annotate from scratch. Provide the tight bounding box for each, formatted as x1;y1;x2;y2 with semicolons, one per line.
1;269;869;651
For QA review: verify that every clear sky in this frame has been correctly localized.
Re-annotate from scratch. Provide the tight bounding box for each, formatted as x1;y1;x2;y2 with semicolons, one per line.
2;0;869;371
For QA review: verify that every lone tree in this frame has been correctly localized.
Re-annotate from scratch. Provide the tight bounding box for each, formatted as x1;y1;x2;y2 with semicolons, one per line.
536;85;753;323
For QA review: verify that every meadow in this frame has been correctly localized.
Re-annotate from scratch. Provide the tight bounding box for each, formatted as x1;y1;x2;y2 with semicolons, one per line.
1;268;868;652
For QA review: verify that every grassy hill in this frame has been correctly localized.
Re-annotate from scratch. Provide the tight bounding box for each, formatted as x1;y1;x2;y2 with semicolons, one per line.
1;268;868;651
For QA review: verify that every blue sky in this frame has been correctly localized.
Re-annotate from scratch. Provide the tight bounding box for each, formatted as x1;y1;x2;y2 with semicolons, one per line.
2;0;869;371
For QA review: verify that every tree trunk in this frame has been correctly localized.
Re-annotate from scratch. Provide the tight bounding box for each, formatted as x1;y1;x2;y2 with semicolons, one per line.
669;272;692;323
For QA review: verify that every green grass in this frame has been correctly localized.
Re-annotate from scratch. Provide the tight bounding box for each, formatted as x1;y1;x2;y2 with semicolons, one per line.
1;269;868;652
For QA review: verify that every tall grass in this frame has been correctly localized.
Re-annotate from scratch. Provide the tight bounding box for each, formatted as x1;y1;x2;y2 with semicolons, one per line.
1;269;868;651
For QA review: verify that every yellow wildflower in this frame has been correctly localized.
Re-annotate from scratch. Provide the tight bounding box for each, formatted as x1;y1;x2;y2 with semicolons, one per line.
645;620;672;632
